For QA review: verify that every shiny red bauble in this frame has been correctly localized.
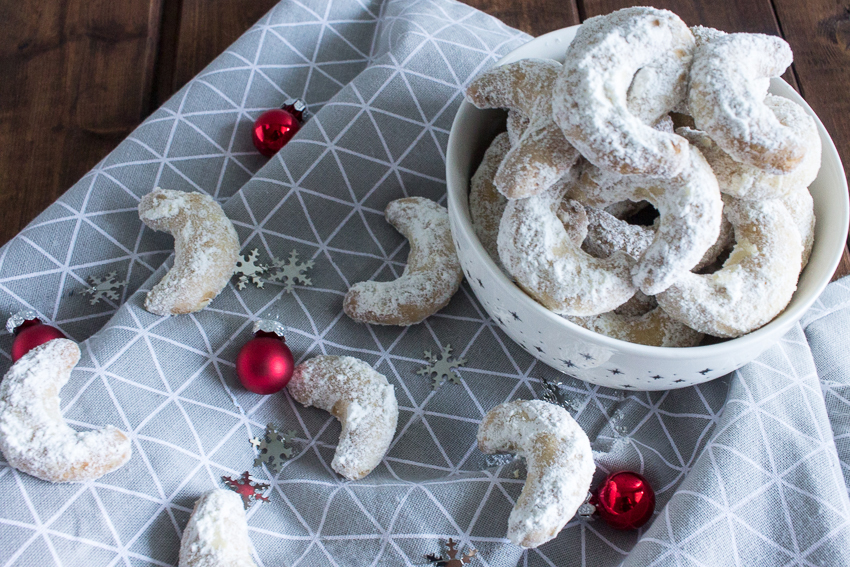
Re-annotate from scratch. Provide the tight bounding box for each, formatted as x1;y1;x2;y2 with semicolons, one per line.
590;471;656;530
11;319;66;362
236;330;294;395
252;109;301;157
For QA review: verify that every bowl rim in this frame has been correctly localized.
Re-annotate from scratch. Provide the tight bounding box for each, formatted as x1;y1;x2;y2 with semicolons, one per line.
446;24;850;360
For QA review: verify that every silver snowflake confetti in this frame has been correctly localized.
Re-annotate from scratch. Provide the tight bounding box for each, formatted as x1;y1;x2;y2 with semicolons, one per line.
234;249;269;290
484;453;515;468
268;249;314;293
540;378;582;413
417;345;467;390
252;423;297;473
80;272;128;305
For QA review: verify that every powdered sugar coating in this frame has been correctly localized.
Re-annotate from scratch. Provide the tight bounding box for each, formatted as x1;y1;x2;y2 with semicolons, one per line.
179;490;256;567
781;185;816;269
288;355;398;480
688;33;802;174
139;188;240;315
582;202;734;272
470;133;511;262
344;197;463;326
556;199;589;246
507;110;530;146
0;339;131;483
677;97;821;201
552;7;694;177
498;185;636;316
477;400;594;548
580;145;723;295
466;59;580;198
582;205;655;261
656;197;802;337
567;306;703;347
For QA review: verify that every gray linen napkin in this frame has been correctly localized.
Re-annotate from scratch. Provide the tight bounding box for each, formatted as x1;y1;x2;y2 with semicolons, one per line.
0;0;848;565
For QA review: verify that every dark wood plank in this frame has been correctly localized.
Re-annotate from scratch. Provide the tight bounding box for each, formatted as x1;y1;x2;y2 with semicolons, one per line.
770;0;850;183
159;0;280;104
580;0;781;33
0;0;163;246
779;0;850;280
461;0;580;37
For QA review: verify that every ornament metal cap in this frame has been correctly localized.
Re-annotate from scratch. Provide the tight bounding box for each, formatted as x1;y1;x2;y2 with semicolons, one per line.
6;310;39;334
282;98;310;122
252;319;287;338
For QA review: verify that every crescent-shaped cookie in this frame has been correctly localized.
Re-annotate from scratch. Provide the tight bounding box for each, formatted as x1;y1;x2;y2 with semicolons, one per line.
179;489;257;567
288;355;398;480
466;59;580;199
498;184;637;316
688;32;803;174
139;188;240;315
552;7;694;177
656;196;802;337
0;339;132;483
343;197;463;326
478;399;595;548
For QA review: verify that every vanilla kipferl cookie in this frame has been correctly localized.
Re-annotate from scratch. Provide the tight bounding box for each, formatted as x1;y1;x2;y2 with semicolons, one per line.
507;110;530;147
469;133;511;262
656;197;802;338
688;33;804;174
288;355;398;480
578;145;723;295
466;59;580;198
582;203;734;273
498;184;636;316
781;185;816;270
553;7;694;177
0;339;132;483
677;96;821;201
478;400;594;548
139;188;240;315
179;490;257;567
344;197;463;326
568;307;703;347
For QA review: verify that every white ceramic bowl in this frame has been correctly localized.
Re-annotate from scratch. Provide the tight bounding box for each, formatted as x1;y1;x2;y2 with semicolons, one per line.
446;26;849;391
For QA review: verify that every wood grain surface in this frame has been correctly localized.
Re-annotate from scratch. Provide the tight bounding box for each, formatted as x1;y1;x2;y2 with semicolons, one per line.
1;0;848;277
0;0;162;245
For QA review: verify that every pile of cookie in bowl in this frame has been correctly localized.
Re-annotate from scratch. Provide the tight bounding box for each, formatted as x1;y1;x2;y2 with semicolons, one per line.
446;6;848;389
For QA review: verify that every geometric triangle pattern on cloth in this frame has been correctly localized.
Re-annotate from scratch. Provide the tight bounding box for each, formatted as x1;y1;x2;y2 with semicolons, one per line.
1;0;850;566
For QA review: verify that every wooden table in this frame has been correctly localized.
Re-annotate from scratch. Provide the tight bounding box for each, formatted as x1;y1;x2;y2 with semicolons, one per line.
2;0;849;277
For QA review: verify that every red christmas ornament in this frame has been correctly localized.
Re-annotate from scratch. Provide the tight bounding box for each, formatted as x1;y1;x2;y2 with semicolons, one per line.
251;99;308;157
7;310;66;362
580;471;656;530
235;320;294;395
